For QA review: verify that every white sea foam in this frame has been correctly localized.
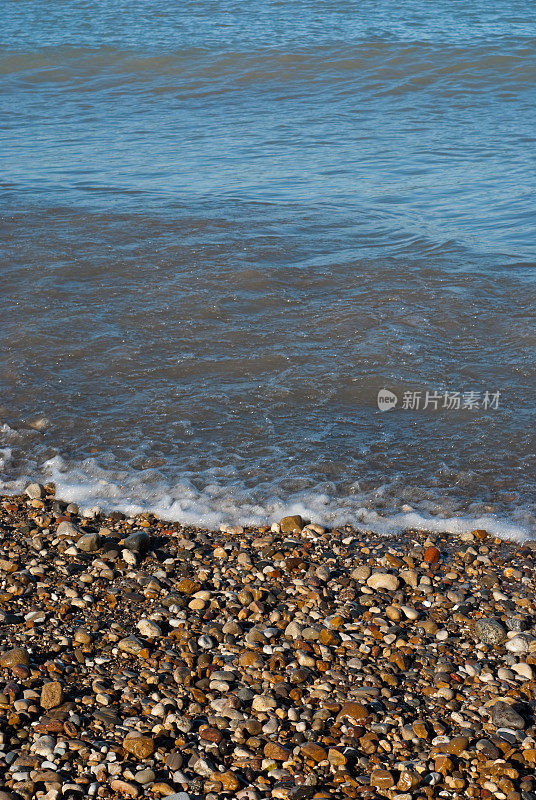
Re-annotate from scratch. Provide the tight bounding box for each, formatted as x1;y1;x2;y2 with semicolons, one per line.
0;446;532;543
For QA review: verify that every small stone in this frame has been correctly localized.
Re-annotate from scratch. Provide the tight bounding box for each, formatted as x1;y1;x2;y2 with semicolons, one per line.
366;572;400;591
264;742;290;760
123;531;150;554
424;546;440;564
220;524;244;535
166;753;183;771
252;695;277;712
157;795;190;800
301;742;328;762
513;662;533;680
0;647;30;669
318;628;339;646
474;618;507;645
122;548;137;565
370;769;395;789
158;795;190;800
57;521;82;537
25;482;44;499
351;565;371;581
285;621;302;639
73;628;92;645
412;721;429;739
40;681;63;710
110;780;140;798
134;768;156;784
506;634;535;653
280;515;303;533
123;735;155;759
336;701;368;723
218;771;240;792
397;770;421;791
137;618;161;638
399;568;418;588
176;578;201;595
491;701;526;730
76;532;102;552
328;748;347;766
442;736;469;756
118;635;145;655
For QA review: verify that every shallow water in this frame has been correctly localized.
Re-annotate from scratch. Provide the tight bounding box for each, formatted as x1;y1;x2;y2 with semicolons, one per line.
1;0;536;537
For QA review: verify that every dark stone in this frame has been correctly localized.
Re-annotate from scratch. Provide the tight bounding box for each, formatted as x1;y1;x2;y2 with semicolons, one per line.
93;708;120;728
77;533;102;553
492;701;526;730
124;531;150;554
288;787;318;800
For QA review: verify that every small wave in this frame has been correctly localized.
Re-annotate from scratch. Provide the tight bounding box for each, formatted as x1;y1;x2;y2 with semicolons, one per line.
0;441;532;543
2;40;535;98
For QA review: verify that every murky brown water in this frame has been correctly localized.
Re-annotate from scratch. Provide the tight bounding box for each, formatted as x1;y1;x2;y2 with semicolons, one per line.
2;0;536;537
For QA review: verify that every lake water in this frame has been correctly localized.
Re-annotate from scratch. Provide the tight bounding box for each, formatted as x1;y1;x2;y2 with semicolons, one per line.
2;0;536;539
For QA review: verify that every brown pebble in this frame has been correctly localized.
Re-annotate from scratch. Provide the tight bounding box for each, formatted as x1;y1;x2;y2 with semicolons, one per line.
264;741;291;761
123;735;154;759
0;647;30;669
424;546;441;563
370;769;395;789
40;681;63;710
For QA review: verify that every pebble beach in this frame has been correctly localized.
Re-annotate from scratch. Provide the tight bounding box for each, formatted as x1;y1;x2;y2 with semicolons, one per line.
1;486;536;800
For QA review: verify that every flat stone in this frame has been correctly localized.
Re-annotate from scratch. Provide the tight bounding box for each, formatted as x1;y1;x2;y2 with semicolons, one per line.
137;618;161;638
110;780;140;798
474;618;507;645
336;701;368;723
491;701;526;730
123;735;154;759
328;747;347;766
57;521;82;537
264;742;290;761
93;708;120;727
370;769;395;789
158;795;190;800
25;483;44;499
366;573;400;591
134;768;156;784
118;635;145;655
301;742;328;762
506;634;535;653
0;647;30;668
165;752;183;771
76;532;102;552
441;736;469;756
176;578;201;595
40;681;63;710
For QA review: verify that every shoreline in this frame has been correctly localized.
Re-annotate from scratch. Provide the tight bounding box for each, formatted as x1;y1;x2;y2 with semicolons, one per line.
1;485;536;798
